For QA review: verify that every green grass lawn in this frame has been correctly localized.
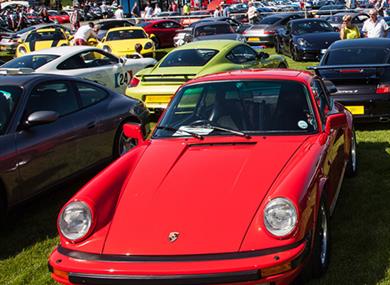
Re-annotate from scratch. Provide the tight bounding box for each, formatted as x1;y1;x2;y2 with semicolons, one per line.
1;49;390;285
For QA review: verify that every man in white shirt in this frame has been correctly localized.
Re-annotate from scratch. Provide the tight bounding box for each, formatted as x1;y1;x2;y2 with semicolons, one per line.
247;2;258;24
114;5;124;19
362;9;389;38
74;22;99;45
153;4;162;16
144;2;153;18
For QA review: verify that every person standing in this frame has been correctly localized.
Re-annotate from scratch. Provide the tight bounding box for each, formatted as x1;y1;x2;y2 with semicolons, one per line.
144;2;153;18
70;5;81;32
100;2;108;19
375;0;385;16
171;1;178;12
183;2;190;15
362;9;389;38
213;6;221;17
39;4;49;23
114;5;124;19
131;2;140;18
74;22;99;45
222;3;230;17
247;2;258;24
340;14;360;39
153;4;162;16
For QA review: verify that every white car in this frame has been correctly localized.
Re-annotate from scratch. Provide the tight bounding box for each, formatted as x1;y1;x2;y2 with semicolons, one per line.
1;46;157;94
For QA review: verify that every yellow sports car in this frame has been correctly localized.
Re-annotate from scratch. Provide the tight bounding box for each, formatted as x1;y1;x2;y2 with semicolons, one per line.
97;27;155;58
16;28;71;57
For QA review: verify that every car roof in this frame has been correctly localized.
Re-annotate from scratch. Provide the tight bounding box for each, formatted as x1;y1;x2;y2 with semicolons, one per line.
28;45;102;56
174;40;239;50
185;69;313;85
291;18;328;23
0;73;71;85
329;38;390;49
193;21;230;28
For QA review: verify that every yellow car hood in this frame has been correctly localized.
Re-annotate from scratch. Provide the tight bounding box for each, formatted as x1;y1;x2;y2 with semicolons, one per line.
108;39;150;53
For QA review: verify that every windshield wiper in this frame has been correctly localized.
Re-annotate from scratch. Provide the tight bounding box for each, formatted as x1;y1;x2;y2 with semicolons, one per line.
190;122;251;139
156;125;204;140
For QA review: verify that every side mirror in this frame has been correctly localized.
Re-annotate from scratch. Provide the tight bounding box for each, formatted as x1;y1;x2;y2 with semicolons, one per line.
119;57;126;64
325;112;347;134
183;34;192;42
123;123;145;145
258;51;270;60
101;37;106;42
323;80;337;94
24;111;59;128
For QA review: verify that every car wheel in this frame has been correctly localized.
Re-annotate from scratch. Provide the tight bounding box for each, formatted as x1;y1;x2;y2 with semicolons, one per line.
113;122;139;158
152;37;160;49
275;40;281;54
291;45;301;62
311;199;330;278
0;191;6;225
346;129;357;177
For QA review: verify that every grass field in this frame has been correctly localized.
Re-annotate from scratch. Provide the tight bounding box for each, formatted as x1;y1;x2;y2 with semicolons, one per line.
0;49;389;285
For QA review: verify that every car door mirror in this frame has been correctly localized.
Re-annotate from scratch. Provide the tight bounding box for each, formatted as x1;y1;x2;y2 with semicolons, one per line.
119;57;126;64
25;111;59;128
257;51;270;60
325;112;347;134
123;123;145;145
323;80;337;94
101;37;106;42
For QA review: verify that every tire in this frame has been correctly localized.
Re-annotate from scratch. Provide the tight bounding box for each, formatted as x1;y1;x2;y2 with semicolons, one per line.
311;199;330;278
291;45;301;62
346;128;357;177
152;36;160;49
0;191;6;225
275;40;282;54
113;122;140;158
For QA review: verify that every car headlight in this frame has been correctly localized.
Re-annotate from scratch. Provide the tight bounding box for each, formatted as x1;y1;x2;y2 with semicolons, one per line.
19;46;27;55
297;38;309;47
144;42;153;50
59;201;92;241
264;198;297;237
102;45;111;53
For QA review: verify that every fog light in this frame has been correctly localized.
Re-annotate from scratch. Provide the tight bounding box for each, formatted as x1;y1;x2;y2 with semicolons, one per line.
53;268;69;279
261;261;292;277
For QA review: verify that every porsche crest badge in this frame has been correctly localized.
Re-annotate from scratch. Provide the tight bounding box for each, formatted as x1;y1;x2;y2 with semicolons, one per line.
168;232;180;243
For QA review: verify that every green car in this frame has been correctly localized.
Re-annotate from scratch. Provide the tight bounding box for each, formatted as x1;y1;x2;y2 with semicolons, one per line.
126;40;288;111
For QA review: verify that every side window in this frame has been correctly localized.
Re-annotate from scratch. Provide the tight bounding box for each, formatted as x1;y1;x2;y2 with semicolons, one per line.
226;45;257;64
165;21;181;28
311;79;331;124
286;22;292;33
26;81;79;117
75;82;109;107
57;51;118;70
154;23;165;28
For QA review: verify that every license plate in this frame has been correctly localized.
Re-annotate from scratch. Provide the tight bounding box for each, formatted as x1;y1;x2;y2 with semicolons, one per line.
247;37;259;42
345;105;364;115
0;46;7;51
145;95;172;104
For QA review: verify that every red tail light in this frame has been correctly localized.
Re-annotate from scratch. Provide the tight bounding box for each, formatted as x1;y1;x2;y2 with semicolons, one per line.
263;31;275;35
376;84;390;94
129;77;140;87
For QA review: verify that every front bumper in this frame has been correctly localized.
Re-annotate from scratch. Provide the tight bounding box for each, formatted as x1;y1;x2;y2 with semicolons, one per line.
48;237;310;285
296;47;326;61
332;93;390;122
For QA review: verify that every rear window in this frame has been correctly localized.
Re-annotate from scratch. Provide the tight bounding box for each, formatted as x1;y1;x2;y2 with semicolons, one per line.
324;48;390;65
328;15;344;23
292;21;334;34
2;54;59;70
106;29;146;40
160;49;218;67
194;24;233;37
259;16;282;25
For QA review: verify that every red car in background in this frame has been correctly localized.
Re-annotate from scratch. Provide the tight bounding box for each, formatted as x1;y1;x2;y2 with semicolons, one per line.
48;69;357;285
48;10;70;24
181;10;213;26
139;19;183;48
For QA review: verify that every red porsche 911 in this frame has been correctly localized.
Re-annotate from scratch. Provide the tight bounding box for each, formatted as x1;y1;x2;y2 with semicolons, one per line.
48;69;357;285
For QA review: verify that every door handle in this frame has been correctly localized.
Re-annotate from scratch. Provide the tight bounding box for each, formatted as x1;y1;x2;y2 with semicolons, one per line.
86;122;96;129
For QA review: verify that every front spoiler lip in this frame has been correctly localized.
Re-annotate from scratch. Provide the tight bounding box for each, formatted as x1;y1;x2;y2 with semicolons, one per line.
56;236;307;262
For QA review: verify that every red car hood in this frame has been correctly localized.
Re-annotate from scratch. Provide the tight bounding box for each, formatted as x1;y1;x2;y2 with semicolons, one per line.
103;136;309;255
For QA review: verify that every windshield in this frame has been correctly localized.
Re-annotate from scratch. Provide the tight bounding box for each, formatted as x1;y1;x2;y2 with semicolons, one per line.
0;86;22;135
16;26;36;35
327;15;345;23
2;54;59;70
259;16;282;25
154;80;317;138
160;49;218;67
292;20;334;34
106;29;146;40
323;47;390;64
